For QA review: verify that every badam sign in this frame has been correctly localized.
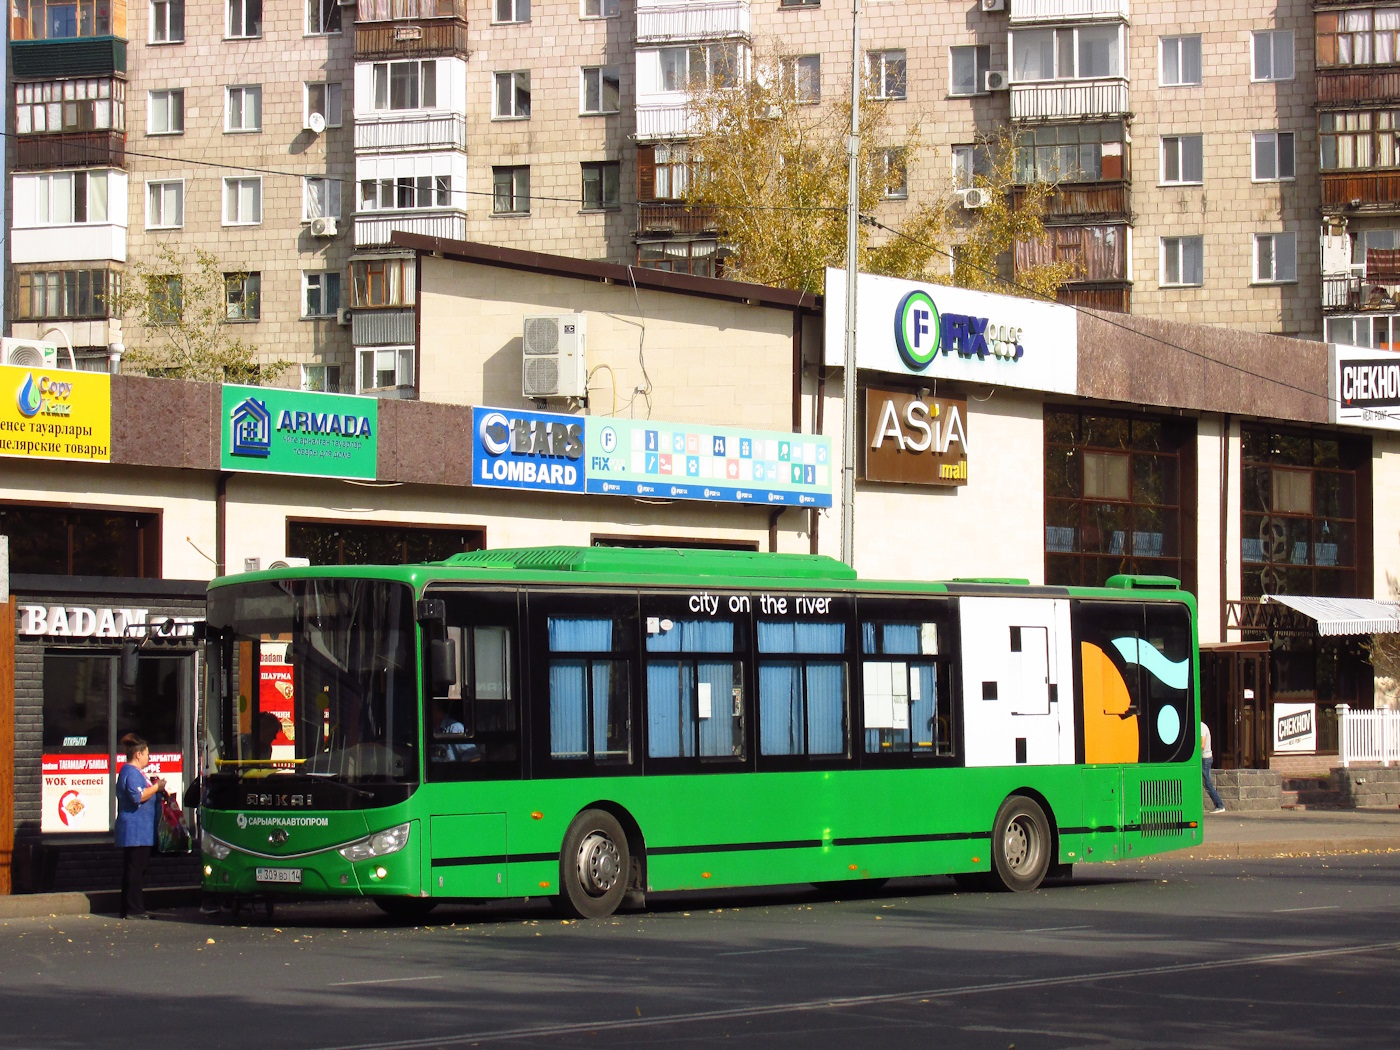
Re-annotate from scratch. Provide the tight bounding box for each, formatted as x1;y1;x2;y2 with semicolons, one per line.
863;387;969;486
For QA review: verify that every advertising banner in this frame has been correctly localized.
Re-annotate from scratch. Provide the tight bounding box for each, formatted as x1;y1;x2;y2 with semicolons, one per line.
863;386;968;486
0;363;111;462
41;754;111;833
823;268;1077;395
221;384;378;480
1330;343;1400;431
1273;702;1317;754
472;406;586;494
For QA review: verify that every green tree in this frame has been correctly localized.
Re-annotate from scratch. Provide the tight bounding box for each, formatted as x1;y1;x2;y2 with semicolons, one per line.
114;244;289;384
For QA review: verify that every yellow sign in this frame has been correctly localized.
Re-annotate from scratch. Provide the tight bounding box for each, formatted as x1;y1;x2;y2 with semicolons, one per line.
0;364;111;462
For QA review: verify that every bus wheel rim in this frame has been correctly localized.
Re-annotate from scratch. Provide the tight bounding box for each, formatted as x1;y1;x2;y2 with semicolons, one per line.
576;831;621;896
1005;817;1035;873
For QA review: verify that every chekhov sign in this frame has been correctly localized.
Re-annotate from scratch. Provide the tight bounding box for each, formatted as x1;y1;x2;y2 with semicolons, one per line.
1330;343;1400;431
823;268;1078;395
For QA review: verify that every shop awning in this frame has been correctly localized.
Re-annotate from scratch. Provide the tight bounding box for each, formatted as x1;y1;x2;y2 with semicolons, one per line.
1261;595;1400;636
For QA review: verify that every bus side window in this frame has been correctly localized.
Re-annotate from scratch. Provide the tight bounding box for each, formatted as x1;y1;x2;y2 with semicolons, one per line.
757;619;848;758
547;615;632;764
861;621;950;757
644;617;745;762
1142;604;1194;763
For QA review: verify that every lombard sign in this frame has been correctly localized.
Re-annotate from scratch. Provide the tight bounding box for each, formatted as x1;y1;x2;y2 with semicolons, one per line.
863;387;968;486
823;268;1077;395
1330;343;1400;431
0;363;111;462
221;385;377;480
473;406;585;493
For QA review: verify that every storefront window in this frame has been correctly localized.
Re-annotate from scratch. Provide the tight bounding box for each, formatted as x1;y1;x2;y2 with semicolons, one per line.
288;520;484;565
0;504;159;577
1044;410;1194;588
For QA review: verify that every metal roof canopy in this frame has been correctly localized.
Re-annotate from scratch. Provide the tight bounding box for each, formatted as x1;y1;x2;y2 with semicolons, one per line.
1260;595;1400;636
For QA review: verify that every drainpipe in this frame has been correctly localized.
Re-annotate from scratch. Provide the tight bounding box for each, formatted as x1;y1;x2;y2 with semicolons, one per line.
216;471;230;578
1219;413;1231;641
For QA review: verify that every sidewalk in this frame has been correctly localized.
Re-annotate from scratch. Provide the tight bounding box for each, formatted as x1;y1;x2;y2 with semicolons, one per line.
1177;807;1400;861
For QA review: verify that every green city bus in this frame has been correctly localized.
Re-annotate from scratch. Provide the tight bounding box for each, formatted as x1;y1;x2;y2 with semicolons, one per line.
198;546;1204;918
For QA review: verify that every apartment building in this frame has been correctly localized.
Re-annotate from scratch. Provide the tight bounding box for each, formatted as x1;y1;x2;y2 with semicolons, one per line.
7;1;1386;398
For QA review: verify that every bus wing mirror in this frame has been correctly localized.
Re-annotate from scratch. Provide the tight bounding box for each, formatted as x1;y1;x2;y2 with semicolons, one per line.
119;643;140;688
429;637;457;696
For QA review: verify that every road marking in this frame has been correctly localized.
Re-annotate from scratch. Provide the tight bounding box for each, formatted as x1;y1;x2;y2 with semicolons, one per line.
1272;905;1341;913
309;939;1400;1050
1020;925;1092;933
329;976;446;988
714;947;809;957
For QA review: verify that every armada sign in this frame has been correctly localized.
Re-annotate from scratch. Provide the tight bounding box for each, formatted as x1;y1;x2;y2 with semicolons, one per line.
221;385;379;480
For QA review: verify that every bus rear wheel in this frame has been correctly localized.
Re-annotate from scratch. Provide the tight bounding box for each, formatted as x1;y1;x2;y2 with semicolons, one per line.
557;809;631;920
989;795;1052;892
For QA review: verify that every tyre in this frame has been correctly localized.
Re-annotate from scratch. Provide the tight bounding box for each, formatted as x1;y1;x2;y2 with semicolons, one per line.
373;897;439;920
988;795;1052;892
557;809;631;919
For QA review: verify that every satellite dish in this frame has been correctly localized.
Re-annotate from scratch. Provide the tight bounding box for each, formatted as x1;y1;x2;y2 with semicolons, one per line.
308;112;327;135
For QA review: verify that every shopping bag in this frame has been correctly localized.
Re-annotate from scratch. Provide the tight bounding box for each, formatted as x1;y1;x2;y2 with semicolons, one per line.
155;793;193;855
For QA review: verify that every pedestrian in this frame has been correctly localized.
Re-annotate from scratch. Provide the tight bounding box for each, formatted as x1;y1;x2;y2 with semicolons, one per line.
1201;721;1225;814
115;733;166;919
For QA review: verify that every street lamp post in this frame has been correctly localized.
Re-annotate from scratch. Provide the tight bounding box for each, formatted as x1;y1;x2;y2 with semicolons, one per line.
840;0;862;568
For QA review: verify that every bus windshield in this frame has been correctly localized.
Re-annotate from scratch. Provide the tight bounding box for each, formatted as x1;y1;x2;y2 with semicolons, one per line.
205;579;418;785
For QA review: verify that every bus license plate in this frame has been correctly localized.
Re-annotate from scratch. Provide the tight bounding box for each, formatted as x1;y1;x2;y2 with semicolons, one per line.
255;867;302;884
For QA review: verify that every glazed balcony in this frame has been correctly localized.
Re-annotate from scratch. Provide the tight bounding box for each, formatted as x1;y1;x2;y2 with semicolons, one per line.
1321;170;1400;213
354;20;469;60
1056;283;1130;314
1015;222;1130;283
354;209;467;248
10;36;125;77
10;0;127;40
13;129;125;170
1013;180;1129;222
636;0;749;45
1010;78;1130;122
636;203;719;236
1008;0;1128;24
1316;66;1400;108
355;0;465;21
355;112;466;153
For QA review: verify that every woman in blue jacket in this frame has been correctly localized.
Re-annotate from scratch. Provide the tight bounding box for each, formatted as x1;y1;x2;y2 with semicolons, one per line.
115;733;166;919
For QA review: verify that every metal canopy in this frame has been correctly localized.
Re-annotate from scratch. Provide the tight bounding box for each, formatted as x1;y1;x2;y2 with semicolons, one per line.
1261;595;1400;636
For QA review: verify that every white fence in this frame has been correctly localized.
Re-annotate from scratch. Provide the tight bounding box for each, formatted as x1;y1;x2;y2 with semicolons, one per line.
1337;704;1400;767
1009;0;1129;23
1009;79;1130;121
637;0;749;43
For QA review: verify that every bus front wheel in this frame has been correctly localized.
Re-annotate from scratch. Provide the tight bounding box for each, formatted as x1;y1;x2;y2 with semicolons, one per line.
989;795;1052;892
558;809;631;919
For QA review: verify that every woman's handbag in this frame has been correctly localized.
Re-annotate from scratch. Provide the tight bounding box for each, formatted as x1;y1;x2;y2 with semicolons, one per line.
155;793;193;855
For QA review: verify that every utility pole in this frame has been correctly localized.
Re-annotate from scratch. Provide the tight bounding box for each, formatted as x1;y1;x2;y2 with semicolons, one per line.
840;0;861;568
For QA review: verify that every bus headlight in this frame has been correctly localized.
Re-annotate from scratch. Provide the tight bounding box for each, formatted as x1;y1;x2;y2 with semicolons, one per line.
339;822;411;862
202;830;232;861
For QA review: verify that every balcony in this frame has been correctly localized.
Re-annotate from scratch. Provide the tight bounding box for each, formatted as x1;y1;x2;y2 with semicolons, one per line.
354;210;467;248
10;36;126;77
1056;283;1130;314
352;309;416;346
1010;78;1130;122
1016;222;1129;282
637;203;719;236
353;20;469;60
1013;180;1128;222
1009;0;1128;24
636;0;749;44
1316;67;1400;107
637;102;693;140
1321;170;1400;213
355;113;466;153
356;0;465;19
13;130;124;171
12;223;126;265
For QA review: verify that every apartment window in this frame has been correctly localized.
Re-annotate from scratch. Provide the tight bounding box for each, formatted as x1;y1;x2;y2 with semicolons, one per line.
953;144;992;190
31;171;108;224
1014;121;1125;183
638;143;690;201
881;148;908;199
303;177;343;220
227;0;262;38
581;161;620;210
493;166;530;213
1253;131;1296;181
372;60;437;111
225;272;261;321
1253;30;1295;81
358;346;414;393
304;82;343;129
867;49;906;100
780;54;821;103
151;0;183;42
303;272;342;317
1011;25;1122;81
583;0;618;16
15;78;124;135
950;45;991;96
1161;134;1203;184
150;275;182;324
494;0;528;23
493;71;531;118
659;42;740;91
359;175;450;210
780;0;819;6
351;258;416;307
223;177;262;224
637;239;717;276
146;180;184;228
581;66;621;114
12;0;114;39
1320;110;1400;169
147;89;183;134
1160;236;1204;287
225;86;262;132
1255;232;1298;283
14;269;120;320
1160;35;1201;85
1318;9;1400;67
301;365;342;393
306;0;340;33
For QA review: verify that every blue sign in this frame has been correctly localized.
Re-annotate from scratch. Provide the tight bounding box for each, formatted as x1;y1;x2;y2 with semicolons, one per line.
472;406;586;493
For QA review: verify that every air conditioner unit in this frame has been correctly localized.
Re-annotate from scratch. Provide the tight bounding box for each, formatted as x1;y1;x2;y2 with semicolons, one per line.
337;307;352;326
243;556;312;573
984;70;1010;92
960;187;990;209
1;338;59;368
522;313;587;399
980;0;1004;11
310;216;339;238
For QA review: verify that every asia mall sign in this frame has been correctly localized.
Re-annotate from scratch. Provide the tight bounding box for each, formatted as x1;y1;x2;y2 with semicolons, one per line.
863;387;969;487
824;268;1077;395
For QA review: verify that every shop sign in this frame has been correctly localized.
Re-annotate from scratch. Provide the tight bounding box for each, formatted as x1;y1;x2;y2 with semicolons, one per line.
1330;343;1400;431
221;385;378;480
40;752;183;834
473;406;586;494
863;387;968;486
18;605;198;639
0;363;111;462
1273;702;1317;754
823;268;1077;395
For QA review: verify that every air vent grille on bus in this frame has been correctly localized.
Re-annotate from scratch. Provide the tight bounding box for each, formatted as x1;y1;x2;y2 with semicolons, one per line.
438;546;858;580
1138;778;1185;837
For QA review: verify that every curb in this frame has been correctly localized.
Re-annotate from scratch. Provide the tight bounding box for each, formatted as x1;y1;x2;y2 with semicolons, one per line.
1169;838;1400;861
0;886;202;921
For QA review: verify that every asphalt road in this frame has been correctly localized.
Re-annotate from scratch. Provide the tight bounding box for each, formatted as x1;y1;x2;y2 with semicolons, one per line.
3;853;1399;1050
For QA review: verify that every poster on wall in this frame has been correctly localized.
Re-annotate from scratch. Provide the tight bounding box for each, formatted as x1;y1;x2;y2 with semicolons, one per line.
221;384;378;480
40;754;110;833
0;363;111;462
1273;702;1317;754
258;650;297;765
